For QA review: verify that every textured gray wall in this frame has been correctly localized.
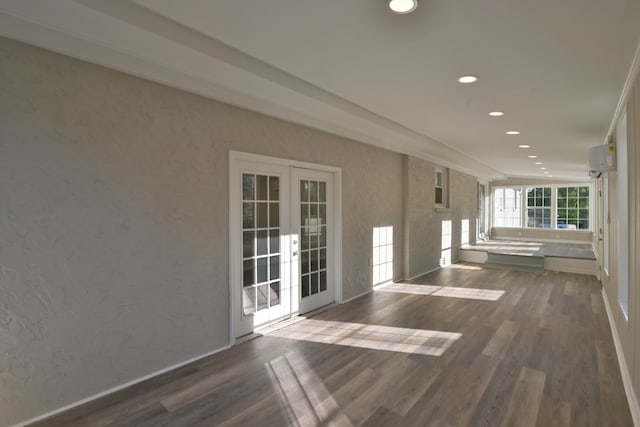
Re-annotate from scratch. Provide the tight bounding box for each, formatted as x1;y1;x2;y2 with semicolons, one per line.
404;157;478;278
0;37;408;425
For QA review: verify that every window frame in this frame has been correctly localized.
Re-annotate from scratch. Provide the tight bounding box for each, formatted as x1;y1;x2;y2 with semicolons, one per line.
491;183;593;231
435;167;448;208
525;186;552;229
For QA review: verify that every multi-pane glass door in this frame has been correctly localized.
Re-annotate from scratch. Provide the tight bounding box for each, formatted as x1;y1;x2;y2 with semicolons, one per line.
241;174;281;315
299;179;328;298
293;168;334;313
231;157;335;338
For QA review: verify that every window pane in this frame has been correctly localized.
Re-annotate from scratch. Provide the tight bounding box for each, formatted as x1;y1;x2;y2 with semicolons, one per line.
320;248;327;270
257;230;268;256
320;271;327;292
256;203;268;228
242;174;255;201
243;231;255;258
311;272;319;295
436;188;443;204
270;282;280;306
301;250;309;274
269;176;279;201
270;255;280;280
257;284;268;311
269;229;280;253
242;203;254;229
302;275;310;297
269;202;279;227
257;258;268;283
309;181;318;203
243;288;256;315
257;175;268;200
319;182;326;202
301;180;309;202
243;260;254;287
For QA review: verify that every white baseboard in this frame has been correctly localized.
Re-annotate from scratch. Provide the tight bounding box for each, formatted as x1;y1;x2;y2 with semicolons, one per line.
601;288;640;426
405;266;441;281
341;288;373;304
12;346;231;427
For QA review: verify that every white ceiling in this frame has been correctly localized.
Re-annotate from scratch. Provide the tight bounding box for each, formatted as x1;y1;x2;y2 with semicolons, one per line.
1;0;639;180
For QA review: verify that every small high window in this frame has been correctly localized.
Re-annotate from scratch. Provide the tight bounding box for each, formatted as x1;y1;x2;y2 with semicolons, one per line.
435;168;448;207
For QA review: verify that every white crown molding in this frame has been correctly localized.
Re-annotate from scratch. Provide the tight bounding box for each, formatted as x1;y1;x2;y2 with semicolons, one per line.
607;36;640;139
0;0;504;181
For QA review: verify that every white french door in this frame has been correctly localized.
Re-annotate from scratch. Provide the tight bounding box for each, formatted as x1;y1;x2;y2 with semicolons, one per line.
231;155;338;339
292;168;334;314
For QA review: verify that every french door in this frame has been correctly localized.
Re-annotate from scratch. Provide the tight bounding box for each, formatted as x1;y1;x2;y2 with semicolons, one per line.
231;156;336;338
292;168;334;314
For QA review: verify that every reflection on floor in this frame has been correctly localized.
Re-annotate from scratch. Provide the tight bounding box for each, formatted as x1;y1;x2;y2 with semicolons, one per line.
33;263;633;427
268;351;352;426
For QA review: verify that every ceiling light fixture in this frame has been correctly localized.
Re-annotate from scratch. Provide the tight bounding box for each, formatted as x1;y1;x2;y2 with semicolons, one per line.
544;171;550;174
535;162;543;165
528;155;537;159
457;75;478;84
540;167;547;170
518;145;531;149
506;131;520;135
388;0;418;14
489;111;504;117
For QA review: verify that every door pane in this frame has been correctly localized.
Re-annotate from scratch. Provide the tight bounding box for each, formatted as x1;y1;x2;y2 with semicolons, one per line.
300;179;329;300
241;173;282;316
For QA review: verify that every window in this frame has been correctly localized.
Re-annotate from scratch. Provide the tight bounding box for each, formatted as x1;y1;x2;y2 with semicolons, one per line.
556;186;589;230
435;168;448;207
526;187;551;228
493;187;522;227
373;226;393;285
440;220;452;266
492;184;592;231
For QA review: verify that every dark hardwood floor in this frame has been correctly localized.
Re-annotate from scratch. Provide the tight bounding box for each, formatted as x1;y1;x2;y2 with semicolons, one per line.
33;263;633;426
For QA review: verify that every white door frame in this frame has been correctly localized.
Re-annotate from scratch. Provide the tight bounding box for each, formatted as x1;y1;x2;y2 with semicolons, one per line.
228;151;342;345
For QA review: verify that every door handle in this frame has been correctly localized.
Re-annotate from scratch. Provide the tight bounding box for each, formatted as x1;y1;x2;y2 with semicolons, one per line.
293;251;298;256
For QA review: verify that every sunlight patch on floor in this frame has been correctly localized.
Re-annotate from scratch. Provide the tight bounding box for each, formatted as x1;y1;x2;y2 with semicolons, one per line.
377;283;505;301
269;319;461;356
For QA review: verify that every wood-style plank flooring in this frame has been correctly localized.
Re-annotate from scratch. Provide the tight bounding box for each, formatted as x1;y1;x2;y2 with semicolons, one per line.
33;263;632;426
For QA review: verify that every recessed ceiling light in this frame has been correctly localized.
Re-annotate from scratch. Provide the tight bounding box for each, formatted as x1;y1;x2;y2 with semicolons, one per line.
540;167;547;170
535;162;543;165
506;131;521;135
489;111;504;117
544;171;550;174
518;145;531;149
388;0;418;14
458;75;479;84
528;155;537;158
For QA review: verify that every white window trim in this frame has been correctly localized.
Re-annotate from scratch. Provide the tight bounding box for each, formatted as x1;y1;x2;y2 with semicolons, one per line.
435;167;448;208
491;183;594;231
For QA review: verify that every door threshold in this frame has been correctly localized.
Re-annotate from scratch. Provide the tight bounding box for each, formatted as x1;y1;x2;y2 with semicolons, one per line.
235;303;337;345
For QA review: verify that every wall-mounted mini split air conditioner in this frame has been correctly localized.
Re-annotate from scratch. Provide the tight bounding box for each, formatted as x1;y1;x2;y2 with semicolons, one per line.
588;141;616;178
